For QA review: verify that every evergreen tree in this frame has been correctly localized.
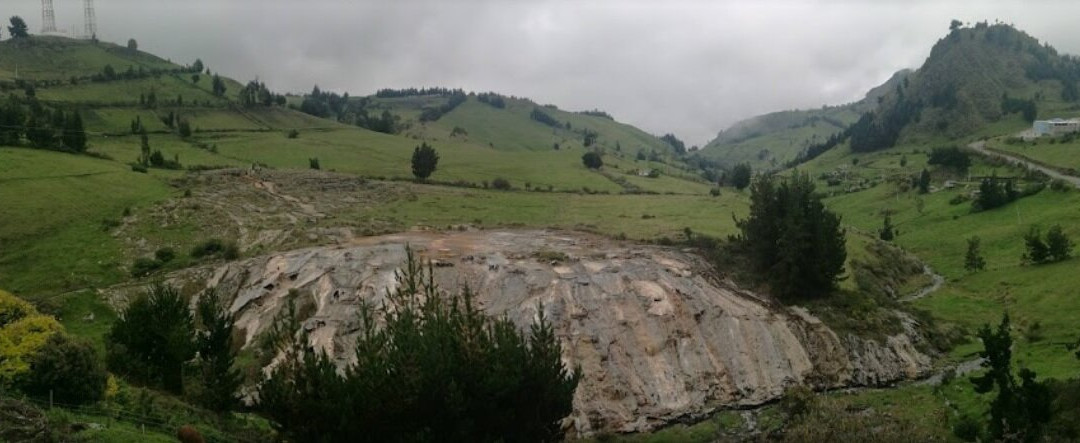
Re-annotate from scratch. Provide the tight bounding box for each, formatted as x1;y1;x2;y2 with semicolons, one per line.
879;214;896;241
0;98;25;145
195;288;241;413
106;283;195;394
736;173;847;299
971;314;1053;441
139;130;151;166
1046;225;1073;262
212;74;227;97
1024;226;1050;264
730;163;752;190
25;113;54;149
7;16;28;38
258;247;580;442
62;111;87;152
965;236;986;272
918;168;931;194
411;142;439;180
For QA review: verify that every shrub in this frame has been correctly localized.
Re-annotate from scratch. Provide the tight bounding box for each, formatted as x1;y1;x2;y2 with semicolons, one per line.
709;188;721;197
131;163;148;173
491;177;512;190
130;257;162;277
582;152;603;169
191;239;239;259
154;248;175;263
20;334;107;405
0;291;63;386
286;129;299;139
952;414;982;442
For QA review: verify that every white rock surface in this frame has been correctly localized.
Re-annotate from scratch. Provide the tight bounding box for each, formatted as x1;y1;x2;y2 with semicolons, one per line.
138;230;934;436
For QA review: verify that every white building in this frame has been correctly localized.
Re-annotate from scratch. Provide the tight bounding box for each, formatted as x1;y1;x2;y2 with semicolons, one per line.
1032;118;1080;136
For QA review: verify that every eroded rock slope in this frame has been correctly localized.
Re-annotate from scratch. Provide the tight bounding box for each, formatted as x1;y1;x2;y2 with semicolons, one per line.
139;230;933;435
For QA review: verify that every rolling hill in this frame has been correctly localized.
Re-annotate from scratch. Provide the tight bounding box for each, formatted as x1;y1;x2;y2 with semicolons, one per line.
697;69;909;170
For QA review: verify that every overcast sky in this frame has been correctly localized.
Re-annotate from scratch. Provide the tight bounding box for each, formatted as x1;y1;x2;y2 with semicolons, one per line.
9;1;1080;145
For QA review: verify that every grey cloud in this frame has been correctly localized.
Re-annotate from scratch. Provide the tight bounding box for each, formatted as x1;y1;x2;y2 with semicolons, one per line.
8;1;1080;145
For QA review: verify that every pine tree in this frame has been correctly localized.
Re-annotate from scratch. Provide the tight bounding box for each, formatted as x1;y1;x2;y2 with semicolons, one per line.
970;314;1052;441
106;283;195;394
195;288;242;413
258;246;580;442
62;111;87;152
410;142;439;180
1046;225;1073;262
1024;226;1050;264
918;168;931;194
965;236;986;272
737;173;847;299
139;130;151;166
879;214;896;241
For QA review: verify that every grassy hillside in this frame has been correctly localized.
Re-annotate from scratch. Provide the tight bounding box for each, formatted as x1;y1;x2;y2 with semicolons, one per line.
846;23;1080;154
0;36;177;81
697;70;910;170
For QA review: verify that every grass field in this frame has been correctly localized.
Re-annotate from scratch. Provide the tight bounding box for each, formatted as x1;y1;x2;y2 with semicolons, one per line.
0;148;176;296
358;183;747;240
36;75;225;106
991;136;1080;173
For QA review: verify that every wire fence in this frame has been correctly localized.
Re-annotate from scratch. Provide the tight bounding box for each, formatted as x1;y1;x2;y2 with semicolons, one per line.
14;394;267;442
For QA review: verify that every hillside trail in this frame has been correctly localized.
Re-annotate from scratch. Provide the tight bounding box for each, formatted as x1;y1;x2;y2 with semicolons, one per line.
968;140;1080;187
899;264;945;303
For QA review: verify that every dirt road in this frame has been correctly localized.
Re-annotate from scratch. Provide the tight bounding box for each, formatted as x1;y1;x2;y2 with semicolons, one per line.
968;140;1080;187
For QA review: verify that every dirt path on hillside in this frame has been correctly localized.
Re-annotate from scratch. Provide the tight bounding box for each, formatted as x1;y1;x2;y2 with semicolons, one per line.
968;140;1080;187
899;264;945;303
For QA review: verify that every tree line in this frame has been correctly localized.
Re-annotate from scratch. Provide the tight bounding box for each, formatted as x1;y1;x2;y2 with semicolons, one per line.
0;96;87;152
97;247;579;442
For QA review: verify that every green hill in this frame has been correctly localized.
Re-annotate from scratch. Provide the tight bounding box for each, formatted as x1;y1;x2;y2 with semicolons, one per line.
698;69;909;170
0;34;717;298
848;22;1080;152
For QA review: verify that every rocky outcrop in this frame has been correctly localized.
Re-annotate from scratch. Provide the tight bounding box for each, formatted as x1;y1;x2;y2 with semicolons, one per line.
139;230;933;436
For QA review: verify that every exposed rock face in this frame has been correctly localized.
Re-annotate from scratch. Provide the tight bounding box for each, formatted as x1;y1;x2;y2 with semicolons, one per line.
163;230;933;436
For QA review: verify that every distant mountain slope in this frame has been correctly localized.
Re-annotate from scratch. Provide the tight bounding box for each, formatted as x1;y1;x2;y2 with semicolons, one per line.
848;22;1080;152
698;69;909;169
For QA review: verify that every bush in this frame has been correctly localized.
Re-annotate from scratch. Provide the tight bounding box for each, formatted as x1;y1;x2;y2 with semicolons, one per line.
582;152;603;169
154;248;175;263
286;129;299;139
131;163;148;173
491;177;512;190
952;414;982;442
20;334;107;405
191;239;239;259
709;188;721;197
0;291;63;386
928;146;971;173
130;257;162;277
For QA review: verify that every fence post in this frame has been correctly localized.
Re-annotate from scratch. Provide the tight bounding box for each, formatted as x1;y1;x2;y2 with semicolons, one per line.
49;390;53;409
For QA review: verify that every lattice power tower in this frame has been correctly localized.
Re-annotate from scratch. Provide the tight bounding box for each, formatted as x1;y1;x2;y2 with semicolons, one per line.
41;0;57;33
84;0;97;38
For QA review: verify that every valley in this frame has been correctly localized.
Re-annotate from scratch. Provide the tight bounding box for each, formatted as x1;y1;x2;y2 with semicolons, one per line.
2;16;1080;443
